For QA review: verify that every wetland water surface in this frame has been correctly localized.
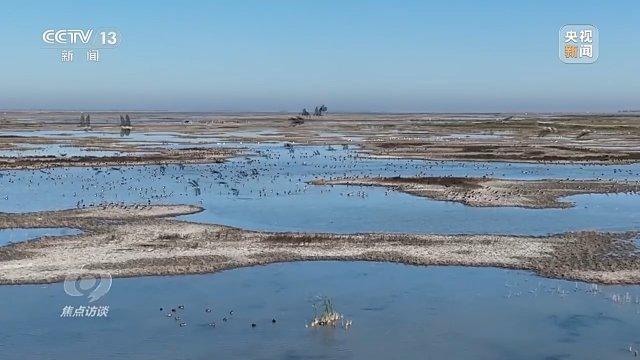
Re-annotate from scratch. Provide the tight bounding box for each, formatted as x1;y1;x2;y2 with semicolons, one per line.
1;262;640;359
1;145;640;235
0;227;81;246
2;143;640;359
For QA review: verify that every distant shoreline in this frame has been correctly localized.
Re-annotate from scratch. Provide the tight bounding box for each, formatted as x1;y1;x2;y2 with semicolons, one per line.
2;112;640;165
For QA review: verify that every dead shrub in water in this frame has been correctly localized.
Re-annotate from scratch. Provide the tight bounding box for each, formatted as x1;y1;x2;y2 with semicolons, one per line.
307;297;352;329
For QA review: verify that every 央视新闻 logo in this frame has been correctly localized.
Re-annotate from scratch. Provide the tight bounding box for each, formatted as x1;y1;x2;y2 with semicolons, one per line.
559;25;598;64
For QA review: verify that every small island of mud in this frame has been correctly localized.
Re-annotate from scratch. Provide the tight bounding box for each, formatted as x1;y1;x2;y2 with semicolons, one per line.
310;176;640;209
1;204;640;285
0;147;237;170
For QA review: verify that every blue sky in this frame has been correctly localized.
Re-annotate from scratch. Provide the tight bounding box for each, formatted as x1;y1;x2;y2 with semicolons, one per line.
0;0;638;112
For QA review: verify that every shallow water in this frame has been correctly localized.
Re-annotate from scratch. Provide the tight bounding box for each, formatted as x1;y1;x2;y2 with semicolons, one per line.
2;142;640;358
1;262;639;359
0;227;81;246
1;144;639;235
0;143;126;158
0;130;224;156
1;130;218;143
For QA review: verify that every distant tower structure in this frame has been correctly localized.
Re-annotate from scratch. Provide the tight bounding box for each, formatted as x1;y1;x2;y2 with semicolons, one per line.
120;113;132;136
120;114;132;127
313;105;328;116
80;113;91;130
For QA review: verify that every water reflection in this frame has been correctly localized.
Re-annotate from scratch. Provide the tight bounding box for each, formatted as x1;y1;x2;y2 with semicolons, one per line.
1;145;639;235
0;227;81;246
1;262;639;359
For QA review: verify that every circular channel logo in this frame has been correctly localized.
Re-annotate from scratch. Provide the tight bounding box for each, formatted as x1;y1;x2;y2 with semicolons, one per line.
63;272;112;303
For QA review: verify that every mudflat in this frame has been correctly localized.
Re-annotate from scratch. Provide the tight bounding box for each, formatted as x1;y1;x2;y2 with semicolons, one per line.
1;204;639;285
310;176;640;208
0;148;235;170
3;112;640;164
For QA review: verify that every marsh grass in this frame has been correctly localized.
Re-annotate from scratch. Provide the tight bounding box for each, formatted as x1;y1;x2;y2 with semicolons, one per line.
307;297;352;329
158;233;185;240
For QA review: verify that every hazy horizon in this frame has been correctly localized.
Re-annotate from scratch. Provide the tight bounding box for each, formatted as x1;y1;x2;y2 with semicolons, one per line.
3;109;638;115
1;0;638;112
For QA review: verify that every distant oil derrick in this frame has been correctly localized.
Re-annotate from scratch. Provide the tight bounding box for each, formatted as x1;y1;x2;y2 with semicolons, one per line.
313;105;328;116
290;105;328;126
120;114;132;136
80;113;91;130
120;114;132;128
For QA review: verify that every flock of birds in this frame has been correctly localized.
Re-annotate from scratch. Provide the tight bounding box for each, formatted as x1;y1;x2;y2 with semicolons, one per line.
3;131;640;357
2;141;640;214
159;304;277;329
